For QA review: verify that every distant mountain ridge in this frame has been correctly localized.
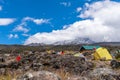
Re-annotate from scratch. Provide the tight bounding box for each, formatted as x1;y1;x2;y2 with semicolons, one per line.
27;37;95;46
27;37;120;46
92;42;120;46
53;38;94;45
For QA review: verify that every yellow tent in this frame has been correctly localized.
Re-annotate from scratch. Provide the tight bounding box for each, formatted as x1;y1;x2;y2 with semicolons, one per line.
74;53;85;58
74;53;81;57
93;47;112;60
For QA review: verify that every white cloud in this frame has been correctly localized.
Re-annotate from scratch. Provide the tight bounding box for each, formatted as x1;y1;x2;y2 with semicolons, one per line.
33;19;49;25
8;34;18;39
22;33;30;37
60;2;71;7
14;34;18;38
105;0;111;1
13;25;29;33
24;0;120;45
76;7;82;13
23;17;49;25
13;17;49;33
0;18;15;26
0;6;2;11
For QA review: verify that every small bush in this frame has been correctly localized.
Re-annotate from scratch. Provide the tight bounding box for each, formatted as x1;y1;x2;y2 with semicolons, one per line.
115;53;120;60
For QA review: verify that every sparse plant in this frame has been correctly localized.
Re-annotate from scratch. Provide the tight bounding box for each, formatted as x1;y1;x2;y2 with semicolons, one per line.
0;72;18;80
54;68;71;80
115;53;120;60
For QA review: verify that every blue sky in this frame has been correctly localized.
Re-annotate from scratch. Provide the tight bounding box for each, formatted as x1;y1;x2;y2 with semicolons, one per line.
0;0;120;44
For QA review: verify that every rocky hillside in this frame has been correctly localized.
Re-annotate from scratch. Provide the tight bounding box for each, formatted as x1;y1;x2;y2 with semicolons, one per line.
0;45;120;80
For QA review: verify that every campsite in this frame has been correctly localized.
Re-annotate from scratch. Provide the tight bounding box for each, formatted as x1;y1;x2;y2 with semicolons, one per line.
1;0;120;80
0;44;120;80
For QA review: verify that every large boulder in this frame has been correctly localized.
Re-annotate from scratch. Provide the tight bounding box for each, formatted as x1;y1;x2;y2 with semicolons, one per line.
17;71;61;80
89;68;120;80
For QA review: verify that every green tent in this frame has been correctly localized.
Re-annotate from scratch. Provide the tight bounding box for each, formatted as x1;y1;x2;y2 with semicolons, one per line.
80;45;101;51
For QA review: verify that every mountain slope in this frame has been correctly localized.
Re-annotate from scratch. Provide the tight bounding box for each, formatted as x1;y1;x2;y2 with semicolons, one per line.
27;37;94;46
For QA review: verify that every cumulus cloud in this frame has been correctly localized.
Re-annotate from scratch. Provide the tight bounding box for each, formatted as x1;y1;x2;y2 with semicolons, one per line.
24;0;120;45
60;2;71;7
13;17;49;33
8;34;18;39
0;18;15;26
23;17;49;25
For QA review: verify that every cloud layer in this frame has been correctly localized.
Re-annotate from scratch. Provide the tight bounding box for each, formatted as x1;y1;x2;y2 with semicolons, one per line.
24;0;120;45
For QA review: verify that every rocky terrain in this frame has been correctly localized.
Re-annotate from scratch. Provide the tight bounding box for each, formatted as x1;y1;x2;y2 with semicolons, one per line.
0;45;120;80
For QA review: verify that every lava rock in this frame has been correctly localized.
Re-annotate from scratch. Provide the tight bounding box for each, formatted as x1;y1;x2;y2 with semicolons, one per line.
0;57;5;62
30;63;43;71
110;60;120;69
8;62;21;69
89;68;120;80
0;64;7;68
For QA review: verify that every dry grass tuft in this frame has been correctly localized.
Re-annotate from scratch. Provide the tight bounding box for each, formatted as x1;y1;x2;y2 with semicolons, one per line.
0;71;21;80
54;68;71;80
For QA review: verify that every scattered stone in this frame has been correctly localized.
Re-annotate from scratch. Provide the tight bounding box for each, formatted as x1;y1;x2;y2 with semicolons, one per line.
0;57;5;62
68;76;89;80
0;68;5;74
0;49;120;80
7;62;21;69
30;63;43;71
110;60;120;69
0;64;7;68
17;71;61;80
89;68;120;80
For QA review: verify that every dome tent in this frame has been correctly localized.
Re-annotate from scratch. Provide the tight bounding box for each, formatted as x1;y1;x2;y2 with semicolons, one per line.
93;47;112;60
